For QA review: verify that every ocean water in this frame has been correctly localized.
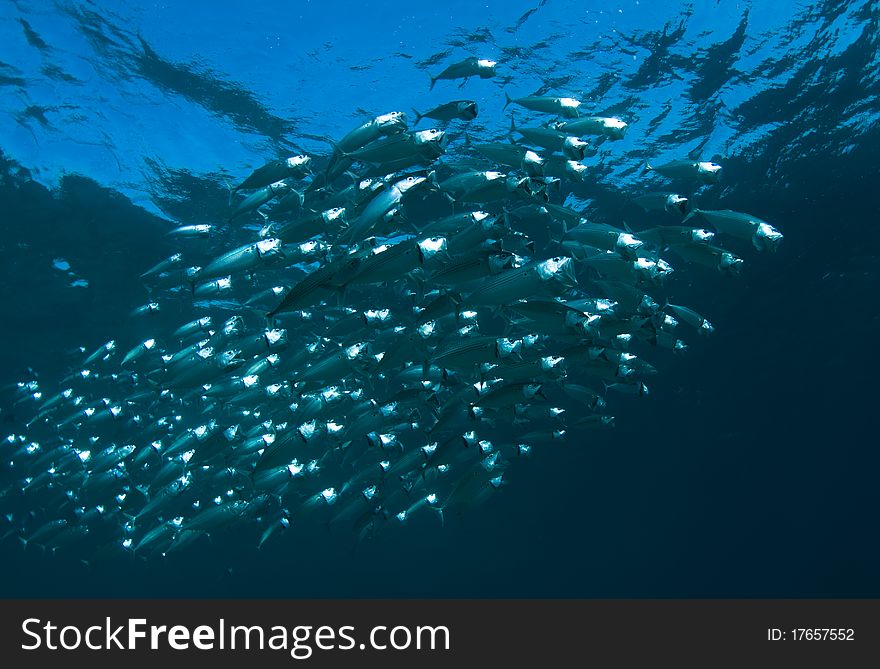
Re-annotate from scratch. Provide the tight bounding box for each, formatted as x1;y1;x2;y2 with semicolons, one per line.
0;0;878;598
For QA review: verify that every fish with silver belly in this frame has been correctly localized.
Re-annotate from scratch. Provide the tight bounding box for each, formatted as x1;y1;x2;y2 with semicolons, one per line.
512;123;593;160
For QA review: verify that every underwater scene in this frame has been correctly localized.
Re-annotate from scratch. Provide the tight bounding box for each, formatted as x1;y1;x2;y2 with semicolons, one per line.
0;0;878;598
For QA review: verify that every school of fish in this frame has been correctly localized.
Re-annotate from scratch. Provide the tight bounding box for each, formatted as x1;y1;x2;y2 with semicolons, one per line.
1;56;784;561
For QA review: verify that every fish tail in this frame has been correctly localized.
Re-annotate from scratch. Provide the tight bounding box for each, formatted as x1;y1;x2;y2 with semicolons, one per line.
429;74;436;91
223;179;236;207
411;108;423;125
643;158;653;172
503;91;512;110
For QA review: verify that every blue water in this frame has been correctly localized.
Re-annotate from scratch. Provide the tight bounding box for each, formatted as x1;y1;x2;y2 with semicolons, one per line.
1;0;878;597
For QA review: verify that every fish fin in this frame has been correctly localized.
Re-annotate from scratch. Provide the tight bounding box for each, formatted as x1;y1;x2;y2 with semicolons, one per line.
325;137;351;160
681;209;699;225
334;285;348;308
224;179;236;207
501;207;512;230
307;172;327;193
503;91;512;110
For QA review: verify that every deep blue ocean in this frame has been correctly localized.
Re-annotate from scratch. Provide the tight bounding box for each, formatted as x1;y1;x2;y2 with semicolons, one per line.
0;0;878;598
